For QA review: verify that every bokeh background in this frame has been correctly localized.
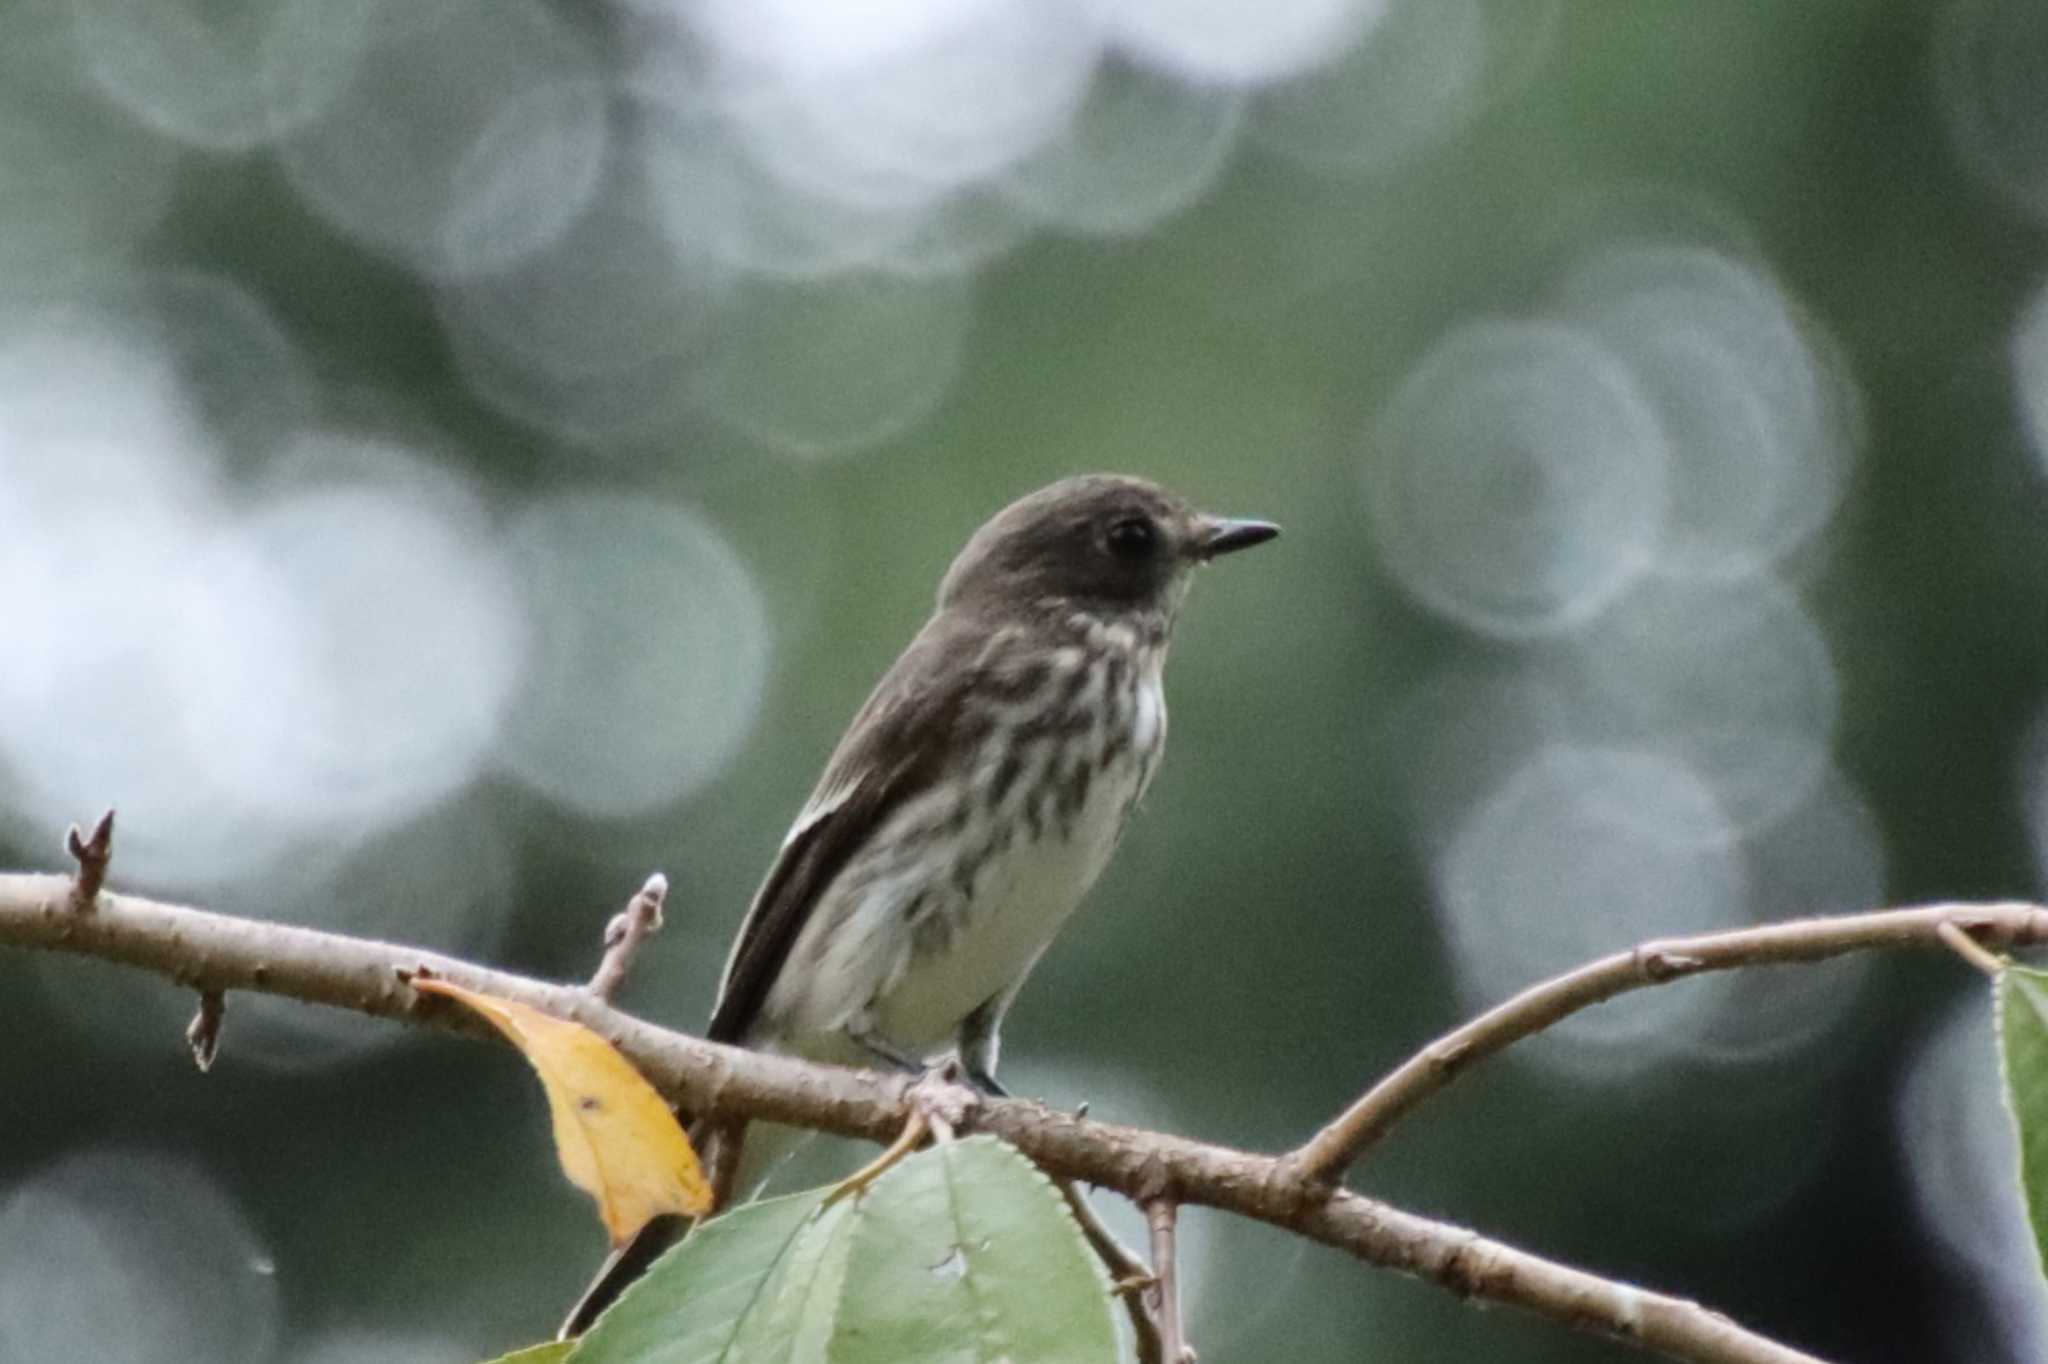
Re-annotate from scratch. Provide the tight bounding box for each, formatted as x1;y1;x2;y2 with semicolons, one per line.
1;0;2046;1359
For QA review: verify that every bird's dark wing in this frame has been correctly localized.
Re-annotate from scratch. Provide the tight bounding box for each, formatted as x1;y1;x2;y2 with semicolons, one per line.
705;613;985;1045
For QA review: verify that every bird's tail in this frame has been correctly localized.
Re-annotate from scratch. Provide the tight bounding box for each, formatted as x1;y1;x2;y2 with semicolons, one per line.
555;1209;691;1339
556;1118;817;1338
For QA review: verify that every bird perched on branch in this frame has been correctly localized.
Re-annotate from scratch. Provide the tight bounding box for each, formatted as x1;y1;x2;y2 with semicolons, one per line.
563;473;1277;1335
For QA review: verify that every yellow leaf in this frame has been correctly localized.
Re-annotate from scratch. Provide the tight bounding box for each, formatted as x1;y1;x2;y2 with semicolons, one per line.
414;978;712;1243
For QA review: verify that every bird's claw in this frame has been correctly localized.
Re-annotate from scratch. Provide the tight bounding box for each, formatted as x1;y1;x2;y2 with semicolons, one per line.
905;1058;980;1140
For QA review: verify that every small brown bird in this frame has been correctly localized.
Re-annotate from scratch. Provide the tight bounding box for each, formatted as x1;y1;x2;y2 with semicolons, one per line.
563;474;1276;1334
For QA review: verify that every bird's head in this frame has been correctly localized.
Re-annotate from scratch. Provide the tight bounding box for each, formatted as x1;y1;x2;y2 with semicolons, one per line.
937;474;1278;621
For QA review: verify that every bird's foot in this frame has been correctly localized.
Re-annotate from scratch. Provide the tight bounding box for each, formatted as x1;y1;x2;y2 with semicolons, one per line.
906;1057;979;1139
825;1061;981;1204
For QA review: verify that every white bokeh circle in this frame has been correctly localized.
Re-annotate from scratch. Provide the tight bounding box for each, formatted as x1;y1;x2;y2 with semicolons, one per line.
497;493;772;817
1366;319;1670;640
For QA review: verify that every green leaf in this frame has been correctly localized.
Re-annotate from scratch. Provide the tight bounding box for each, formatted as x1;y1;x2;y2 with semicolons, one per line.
568;1137;1117;1364
568;1190;840;1364
480;1345;573;1364
727;1198;859;1362
1998;963;2048;1278
827;1135;1118;1364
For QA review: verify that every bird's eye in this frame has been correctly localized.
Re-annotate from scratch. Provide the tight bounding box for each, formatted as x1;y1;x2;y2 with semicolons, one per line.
1105;516;1156;559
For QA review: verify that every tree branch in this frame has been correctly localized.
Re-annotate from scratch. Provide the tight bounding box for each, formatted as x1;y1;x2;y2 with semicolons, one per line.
1058;1178;1167;1364
63;808;113;911
11;877;2027;1364
185;987;226;1072
587;872;668;1003
1142;1199;1191;1364
1936;919;2006;978
1288;902;2048;1183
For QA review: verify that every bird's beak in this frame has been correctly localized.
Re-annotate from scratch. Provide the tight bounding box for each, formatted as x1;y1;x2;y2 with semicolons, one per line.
1194;516;1281;560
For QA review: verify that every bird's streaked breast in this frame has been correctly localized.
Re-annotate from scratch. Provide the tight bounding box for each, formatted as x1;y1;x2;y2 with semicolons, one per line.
761;618;1167;1058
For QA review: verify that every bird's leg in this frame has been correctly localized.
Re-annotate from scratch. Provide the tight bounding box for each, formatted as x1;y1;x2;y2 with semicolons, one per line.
963;1060;1009;1099
823;1009;998;1204
957;990;1014;1098
843;1020;926;1075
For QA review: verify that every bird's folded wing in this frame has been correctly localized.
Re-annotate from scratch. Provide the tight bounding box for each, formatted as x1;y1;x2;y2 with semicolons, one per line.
704;618;971;1045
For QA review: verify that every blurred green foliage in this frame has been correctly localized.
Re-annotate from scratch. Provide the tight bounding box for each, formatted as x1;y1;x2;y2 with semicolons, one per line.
4;2;2048;1362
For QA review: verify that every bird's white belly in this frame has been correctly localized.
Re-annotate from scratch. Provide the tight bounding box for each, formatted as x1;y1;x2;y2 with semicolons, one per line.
871;763;1135;1050
770;664;1162;1062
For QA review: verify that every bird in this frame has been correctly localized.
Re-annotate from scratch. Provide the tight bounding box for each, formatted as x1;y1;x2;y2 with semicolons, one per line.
561;473;1277;1336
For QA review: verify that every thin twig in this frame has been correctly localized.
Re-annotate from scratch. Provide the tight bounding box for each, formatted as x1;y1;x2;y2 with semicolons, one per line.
1289;901;2048;1184
185;989;226;1072
1058;1179;1165;1364
1143;1199;1191;1364
1937;920;2005;977
7;876;2020;1364
826;1109;930;1206
703;1120;746;1211
63;810;113;912
588;873;668;1003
